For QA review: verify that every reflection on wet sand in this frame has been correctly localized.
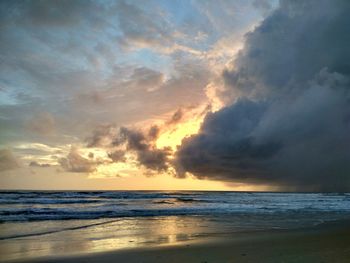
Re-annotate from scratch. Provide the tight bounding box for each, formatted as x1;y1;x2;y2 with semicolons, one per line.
3;212;344;261
0;216;217;261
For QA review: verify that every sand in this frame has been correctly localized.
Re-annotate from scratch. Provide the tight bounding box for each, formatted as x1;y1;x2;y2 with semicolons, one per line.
7;221;350;263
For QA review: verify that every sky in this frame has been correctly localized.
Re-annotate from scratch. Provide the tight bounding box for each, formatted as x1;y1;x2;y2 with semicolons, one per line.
0;0;349;192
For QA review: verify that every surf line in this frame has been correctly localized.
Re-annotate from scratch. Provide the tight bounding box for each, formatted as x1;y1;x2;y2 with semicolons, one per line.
0;219;121;240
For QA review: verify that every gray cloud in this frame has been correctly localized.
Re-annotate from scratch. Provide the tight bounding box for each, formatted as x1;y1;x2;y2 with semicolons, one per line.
107;150;126;163
0;0;100;29
29;161;51;168
86;108;188;171
114;127;170;171
27;112;55;136
86;124;118;148
176;0;350;192
148;125;161;141
114;0;175;50
167;109;183;125
252;0;274;16
128;68;164;91
59;147;97;173
0;149;19;172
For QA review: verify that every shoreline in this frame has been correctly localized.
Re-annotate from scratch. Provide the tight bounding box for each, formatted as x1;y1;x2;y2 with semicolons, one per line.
6;219;350;263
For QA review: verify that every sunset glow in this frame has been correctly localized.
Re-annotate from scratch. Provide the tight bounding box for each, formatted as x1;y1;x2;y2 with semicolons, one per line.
156;116;203;151
1;2;350;262
1;0;349;192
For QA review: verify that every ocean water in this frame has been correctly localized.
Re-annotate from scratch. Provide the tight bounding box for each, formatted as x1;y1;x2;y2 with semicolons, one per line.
2;191;350;222
1;191;350;261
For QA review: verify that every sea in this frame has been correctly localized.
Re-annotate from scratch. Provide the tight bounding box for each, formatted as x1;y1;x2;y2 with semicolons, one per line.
1;191;350;261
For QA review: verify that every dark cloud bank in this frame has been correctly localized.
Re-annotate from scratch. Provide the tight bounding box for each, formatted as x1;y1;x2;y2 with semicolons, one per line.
176;0;350;191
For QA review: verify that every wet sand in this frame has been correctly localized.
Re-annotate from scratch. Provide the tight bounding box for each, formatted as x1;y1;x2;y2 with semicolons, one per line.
9;220;350;263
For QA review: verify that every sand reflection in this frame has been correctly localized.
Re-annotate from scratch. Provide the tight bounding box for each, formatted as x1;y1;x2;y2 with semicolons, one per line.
0;216;214;261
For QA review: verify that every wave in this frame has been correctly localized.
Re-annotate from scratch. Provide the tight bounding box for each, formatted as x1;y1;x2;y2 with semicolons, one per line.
0;199;102;205
0;219;120;240
2;207;350;223
0;191;205;200
1;191;350;223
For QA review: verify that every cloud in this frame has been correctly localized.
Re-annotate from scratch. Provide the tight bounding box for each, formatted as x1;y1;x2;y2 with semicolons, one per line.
114;127;171;172
114;1;174;51
1;0;256;150
107;150;126;163
29;161;51;168
71;64;209;143
86;107;190;172
59;147;97;173
167;109;183;125
252;0;274;16
0;149;19;172
148;125;161;140
86;124;118;148
27;112;55;135
0;0;277;187
0;0;94;27
175;0;350;191
128;68;165;92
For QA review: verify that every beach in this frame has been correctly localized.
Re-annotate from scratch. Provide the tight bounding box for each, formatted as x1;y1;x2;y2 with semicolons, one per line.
7;220;350;263
2;0;350;261
1;191;350;262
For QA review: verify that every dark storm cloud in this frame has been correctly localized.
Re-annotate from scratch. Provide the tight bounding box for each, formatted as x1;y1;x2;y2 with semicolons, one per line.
176;0;350;191
114;127;170;171
252;0;274;16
